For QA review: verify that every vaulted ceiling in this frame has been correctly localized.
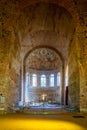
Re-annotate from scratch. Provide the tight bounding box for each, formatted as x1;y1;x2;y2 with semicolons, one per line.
18;2;75;61
0;0;77;67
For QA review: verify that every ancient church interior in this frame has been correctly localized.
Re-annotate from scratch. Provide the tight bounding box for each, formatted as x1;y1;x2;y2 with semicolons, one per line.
0;0;87;130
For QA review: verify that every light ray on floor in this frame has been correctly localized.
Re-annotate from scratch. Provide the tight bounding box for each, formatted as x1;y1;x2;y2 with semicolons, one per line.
0;116;86;130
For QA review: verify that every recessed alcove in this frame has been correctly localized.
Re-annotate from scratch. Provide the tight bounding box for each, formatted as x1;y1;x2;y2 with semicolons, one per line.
24;47;62;107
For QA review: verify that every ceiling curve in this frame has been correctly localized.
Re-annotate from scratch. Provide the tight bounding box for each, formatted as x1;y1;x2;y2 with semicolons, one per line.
25;48;62;71
18;2;75;60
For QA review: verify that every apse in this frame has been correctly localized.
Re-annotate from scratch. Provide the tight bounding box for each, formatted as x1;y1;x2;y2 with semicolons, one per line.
24;47;62;106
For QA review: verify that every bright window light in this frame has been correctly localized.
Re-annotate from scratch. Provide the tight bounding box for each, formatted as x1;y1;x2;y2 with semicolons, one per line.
41;74;46;87
50;74;54;87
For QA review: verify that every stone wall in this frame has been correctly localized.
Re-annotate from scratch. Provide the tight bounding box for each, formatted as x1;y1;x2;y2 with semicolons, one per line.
0;27;20;111
68;33;80;111
77;3;87;112
67;0;87;112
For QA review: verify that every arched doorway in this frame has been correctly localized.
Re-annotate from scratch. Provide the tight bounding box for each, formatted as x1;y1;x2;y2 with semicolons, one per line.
23;47;63;112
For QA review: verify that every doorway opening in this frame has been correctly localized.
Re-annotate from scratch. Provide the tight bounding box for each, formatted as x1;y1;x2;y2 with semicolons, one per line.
21;47;64;113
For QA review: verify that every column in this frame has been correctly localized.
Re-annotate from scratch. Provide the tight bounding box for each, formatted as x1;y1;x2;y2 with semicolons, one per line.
46;74;50;87
19;68;22;101
61;64;65;105
54;73;57;87
25;73;30;103
21;60;24;104
37;74;41;87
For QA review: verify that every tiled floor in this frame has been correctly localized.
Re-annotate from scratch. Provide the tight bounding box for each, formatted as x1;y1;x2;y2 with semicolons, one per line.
0;109;87;130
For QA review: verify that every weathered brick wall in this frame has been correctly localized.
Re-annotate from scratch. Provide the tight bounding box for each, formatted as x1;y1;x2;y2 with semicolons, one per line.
0;25;20;111
77;3;87;112
65;0;87;112
68;33;80;111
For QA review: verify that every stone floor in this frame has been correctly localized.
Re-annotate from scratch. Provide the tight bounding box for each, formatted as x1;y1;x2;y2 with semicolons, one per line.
0;108;87;130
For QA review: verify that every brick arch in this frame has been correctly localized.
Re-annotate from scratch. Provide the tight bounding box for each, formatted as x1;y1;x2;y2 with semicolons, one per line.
24;45;64;64
22;46;65;104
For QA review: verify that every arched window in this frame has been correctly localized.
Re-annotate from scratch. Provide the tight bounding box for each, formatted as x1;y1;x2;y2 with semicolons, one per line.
50;74;54;87
57;72;61;86
32;74;37;87
41;74;46;87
